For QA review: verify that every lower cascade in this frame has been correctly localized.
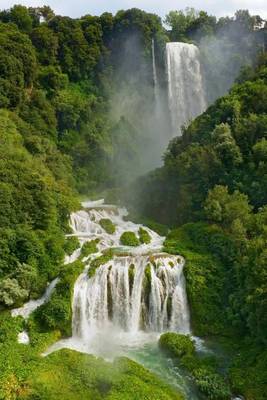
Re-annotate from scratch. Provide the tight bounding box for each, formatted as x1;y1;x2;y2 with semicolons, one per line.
46;199;190;356
73;254;189;337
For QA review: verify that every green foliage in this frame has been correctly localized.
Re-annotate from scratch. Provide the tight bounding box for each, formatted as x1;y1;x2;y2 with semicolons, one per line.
99;218;116;234
120;231;140;246
159;333;195;358
159;333;231;400
0;278;28;307
204;185;252;229
33;259;84;335
138;227;151;244
88;251;113;278
27;351;183;400
164;225;229;336
193;368;231;400
63;236;80;256
165;8;216;42
81;239;98;257
229;344;267;400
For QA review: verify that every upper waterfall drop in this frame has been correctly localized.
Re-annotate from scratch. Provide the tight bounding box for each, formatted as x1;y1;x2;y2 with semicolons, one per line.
166;42;207;136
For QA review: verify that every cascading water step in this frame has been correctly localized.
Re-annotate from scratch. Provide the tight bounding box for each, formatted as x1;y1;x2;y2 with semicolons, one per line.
45;200;190;359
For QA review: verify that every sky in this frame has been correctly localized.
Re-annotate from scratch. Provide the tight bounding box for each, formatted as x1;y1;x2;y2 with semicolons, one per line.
1;0;267;19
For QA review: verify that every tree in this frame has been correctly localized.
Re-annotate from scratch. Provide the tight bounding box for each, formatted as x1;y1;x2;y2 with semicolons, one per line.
9;5;33;33
204;185;252;230
0;278;28;306
211;123;242;168
165;8;198;41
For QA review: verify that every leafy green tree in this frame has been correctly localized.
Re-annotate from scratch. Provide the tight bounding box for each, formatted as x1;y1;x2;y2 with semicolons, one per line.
9;5;33;33
211;123;242;168
0;278;28;306
31;25;58;65
204;185;252;229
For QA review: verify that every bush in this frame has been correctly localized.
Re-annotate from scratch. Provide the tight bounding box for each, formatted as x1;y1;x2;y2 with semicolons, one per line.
138;227;151;244
159;332;195;358
193;368;231;400
99;218;116;234
33;259;84;335
0;278;28;307
120;231;140;247
159;333;231;400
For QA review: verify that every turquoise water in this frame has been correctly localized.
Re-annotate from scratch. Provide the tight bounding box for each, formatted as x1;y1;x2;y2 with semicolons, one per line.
125;341;200;399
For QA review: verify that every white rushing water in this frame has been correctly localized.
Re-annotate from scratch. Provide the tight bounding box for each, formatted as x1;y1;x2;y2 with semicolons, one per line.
166;42;207;136
45;201;190;359
11;277;59;319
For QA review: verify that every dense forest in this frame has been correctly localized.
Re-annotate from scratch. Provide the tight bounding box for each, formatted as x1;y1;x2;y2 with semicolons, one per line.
0;4;266;400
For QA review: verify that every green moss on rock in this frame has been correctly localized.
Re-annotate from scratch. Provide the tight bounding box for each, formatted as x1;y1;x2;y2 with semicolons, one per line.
128;264;135;294
81;240;99;257
159;332;195;358
88;251;113;278
138;227;151;244
99;218;116;234
120;231;140;246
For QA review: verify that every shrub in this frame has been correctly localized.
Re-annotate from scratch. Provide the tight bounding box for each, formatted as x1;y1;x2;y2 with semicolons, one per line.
159;333;231;400
138;227;151;244
33;260;84;335
159;332;195;358
193;368;231;400
99;218;116;234
0;278;28;307
120;231;140;247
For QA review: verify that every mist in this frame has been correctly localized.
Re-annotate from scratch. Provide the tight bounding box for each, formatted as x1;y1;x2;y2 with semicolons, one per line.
107;33;171;187
106;11;265;191
198;16;264;103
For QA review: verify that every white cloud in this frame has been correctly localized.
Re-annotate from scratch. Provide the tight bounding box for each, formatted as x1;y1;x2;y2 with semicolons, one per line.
1;0;266;18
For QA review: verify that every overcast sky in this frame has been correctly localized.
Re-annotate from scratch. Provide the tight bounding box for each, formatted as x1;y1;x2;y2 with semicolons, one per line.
1;0;267;19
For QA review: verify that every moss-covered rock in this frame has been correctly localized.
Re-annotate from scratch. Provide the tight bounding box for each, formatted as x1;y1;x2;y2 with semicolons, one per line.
88;250;113;278
120;231;140;246
128;264;135;294
142;264;152;310
81;239;99;257
99;218;116;234
159;332;195;358
138;227;151;244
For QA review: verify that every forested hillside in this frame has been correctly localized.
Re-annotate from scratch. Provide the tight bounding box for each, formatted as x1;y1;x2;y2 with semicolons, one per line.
130;48;267;399
0;4;266;400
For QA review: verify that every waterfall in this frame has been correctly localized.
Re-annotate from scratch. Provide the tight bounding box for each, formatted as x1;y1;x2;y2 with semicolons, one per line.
45;202;190;357
70;203;190;340
72;254;190;338
166;42;207;136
